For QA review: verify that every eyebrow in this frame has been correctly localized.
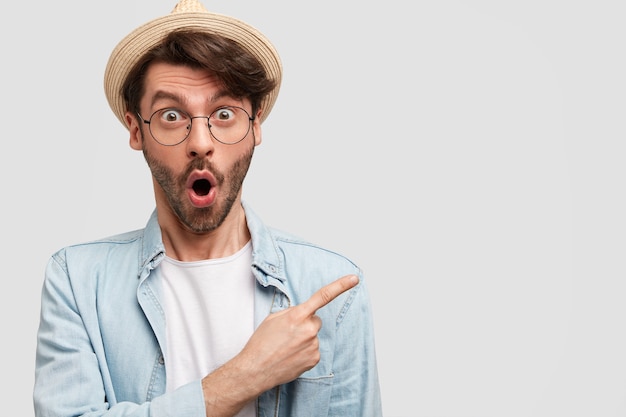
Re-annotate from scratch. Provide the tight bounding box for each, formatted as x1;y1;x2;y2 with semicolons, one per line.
149;89;234;109
150;90;183;108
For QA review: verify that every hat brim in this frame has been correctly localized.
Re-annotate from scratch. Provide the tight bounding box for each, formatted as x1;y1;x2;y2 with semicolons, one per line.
104;11;282;129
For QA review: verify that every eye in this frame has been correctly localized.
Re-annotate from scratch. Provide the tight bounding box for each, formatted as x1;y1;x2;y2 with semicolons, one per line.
214;107;235;121
158;108;186;124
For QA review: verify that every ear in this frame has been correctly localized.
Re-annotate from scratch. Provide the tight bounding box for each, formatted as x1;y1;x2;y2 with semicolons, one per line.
125;111;143;150
253;110;263;146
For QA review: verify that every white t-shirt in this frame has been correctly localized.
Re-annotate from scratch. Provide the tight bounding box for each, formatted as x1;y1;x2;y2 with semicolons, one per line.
161;241;256;416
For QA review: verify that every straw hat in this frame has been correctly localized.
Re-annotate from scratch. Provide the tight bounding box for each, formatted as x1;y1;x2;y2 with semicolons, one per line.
103;0;282;128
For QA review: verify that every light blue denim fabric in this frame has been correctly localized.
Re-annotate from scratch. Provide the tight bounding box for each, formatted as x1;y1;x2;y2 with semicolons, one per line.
34;201;382;417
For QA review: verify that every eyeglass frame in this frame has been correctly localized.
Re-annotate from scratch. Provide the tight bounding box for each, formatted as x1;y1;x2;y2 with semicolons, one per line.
135;105;256;146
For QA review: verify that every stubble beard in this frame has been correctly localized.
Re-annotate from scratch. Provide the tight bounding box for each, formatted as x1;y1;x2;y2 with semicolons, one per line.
143;144;254;234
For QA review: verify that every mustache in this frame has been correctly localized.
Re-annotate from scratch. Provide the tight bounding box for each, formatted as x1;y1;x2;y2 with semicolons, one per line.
180;158;225;183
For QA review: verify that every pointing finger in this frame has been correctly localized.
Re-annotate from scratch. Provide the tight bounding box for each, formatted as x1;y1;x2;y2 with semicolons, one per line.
299;274;359;315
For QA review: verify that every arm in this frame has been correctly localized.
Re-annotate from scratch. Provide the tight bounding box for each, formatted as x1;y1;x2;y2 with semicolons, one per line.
34;252;358;417
34;253;205;417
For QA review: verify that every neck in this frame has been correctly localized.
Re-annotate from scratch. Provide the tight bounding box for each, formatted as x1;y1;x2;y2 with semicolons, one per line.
158;202;250;262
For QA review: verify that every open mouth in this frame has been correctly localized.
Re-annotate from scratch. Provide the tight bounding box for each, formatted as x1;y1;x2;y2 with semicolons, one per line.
192;179;212;196
186;170;217;207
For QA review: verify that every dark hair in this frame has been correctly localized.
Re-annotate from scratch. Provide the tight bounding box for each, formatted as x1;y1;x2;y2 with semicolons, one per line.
122;29;276;117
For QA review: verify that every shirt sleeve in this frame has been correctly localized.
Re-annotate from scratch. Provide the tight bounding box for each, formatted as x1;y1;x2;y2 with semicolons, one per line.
33;251;206;417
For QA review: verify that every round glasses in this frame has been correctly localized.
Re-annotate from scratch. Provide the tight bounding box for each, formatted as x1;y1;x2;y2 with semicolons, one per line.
137;106;255;146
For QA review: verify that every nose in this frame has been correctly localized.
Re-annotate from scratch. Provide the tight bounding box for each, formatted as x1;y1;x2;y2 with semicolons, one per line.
185;116;215;158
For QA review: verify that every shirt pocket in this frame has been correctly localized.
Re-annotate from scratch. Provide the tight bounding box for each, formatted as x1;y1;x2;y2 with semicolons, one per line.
280;373;334;416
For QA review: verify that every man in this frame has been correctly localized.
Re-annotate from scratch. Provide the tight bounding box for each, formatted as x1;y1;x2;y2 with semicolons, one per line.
34;0;382;416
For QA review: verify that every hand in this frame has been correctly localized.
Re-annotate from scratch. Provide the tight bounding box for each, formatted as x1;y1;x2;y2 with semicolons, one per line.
242;274;359;389
201;274;359;416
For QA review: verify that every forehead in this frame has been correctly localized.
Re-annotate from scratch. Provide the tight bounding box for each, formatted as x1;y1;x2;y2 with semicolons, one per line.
140;62;253;114
143;62;226;104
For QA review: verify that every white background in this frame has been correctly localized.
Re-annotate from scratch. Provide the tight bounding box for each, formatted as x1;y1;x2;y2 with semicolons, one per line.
2;1;626;416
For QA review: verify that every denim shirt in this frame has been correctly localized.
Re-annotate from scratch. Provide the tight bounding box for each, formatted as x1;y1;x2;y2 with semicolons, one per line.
34;202;382;417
